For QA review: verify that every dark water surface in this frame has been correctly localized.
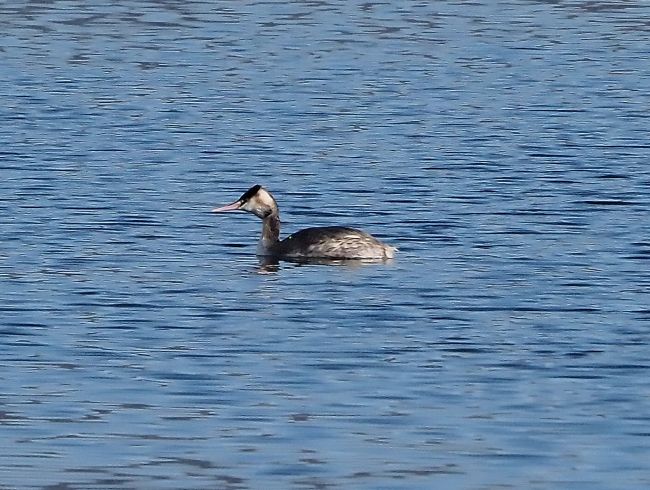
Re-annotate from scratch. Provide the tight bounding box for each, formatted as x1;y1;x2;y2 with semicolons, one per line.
1;1;649;488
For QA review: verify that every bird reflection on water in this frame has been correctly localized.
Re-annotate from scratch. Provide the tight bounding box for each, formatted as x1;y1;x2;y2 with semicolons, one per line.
255;254;395;273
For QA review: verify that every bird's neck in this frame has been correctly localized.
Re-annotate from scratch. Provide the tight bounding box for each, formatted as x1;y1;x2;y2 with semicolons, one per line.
258;212;280;255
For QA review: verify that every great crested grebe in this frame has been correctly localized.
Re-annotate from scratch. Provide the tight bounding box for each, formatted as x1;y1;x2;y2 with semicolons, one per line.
212;185;397;260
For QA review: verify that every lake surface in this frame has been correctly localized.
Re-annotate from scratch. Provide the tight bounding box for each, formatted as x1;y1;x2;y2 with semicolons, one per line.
1;1;649;488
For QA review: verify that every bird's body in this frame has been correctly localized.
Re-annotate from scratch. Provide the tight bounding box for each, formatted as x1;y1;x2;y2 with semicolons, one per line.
273;226;394;259
212;185;396;260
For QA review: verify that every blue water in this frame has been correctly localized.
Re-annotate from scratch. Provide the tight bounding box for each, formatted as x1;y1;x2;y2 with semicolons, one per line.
1;1;649;488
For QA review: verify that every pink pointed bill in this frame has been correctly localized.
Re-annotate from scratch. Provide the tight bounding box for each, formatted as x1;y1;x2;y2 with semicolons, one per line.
211;200;242;213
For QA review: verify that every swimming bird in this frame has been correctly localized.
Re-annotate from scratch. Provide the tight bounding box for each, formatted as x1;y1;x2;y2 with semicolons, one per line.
212;185;396;260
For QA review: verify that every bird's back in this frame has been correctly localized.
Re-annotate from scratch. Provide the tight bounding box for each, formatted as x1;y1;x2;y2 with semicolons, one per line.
275;226;395;259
